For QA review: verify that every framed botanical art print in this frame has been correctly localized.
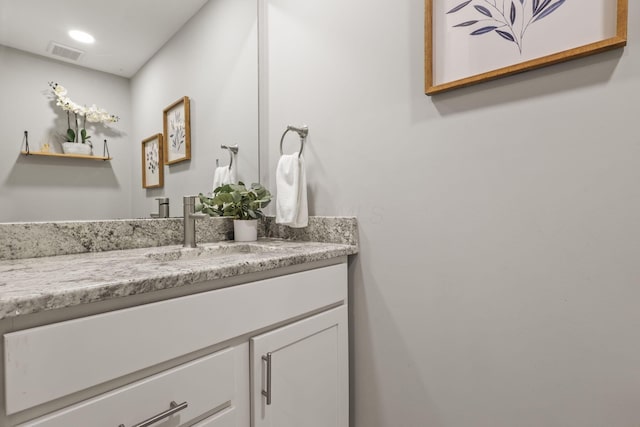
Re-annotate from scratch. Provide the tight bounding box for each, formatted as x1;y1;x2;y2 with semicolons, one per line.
163;96;191;164
142;133;164;188
425;0;628;95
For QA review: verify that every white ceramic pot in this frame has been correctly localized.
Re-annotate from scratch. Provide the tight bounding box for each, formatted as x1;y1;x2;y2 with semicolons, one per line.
233;219;258;242
62;142;92;156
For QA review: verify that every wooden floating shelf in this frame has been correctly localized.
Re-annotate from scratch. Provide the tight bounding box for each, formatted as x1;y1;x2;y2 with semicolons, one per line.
21;151;112;161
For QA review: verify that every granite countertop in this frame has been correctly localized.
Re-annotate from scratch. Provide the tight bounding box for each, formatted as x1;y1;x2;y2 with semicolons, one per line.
0;239;357;321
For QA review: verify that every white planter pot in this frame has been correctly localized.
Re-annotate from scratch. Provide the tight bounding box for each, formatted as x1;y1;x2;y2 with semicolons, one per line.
233;219;258;242
62;142;92;156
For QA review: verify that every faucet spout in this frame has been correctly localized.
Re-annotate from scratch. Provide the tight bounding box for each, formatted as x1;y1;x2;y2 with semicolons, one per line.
183;195;207;248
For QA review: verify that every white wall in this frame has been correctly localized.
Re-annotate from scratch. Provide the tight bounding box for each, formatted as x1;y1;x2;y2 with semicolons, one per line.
131;0;258;218
265;1;640;426
0;46;132;222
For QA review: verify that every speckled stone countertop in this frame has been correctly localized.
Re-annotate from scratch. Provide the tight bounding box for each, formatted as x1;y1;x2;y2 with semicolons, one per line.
0;239;357;321
0;216;358;321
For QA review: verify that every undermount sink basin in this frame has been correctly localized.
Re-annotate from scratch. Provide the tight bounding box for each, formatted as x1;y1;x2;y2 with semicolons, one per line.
146;243;282;262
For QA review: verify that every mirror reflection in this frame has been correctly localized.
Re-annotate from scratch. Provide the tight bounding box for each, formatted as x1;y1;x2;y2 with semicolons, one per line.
0;0;259;222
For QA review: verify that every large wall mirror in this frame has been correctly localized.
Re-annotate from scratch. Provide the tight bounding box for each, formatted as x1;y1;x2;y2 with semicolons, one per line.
0;0;259;222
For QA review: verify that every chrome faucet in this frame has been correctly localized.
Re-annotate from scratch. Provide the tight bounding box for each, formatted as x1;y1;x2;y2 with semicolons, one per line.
183;196;207;248
150;197;170;218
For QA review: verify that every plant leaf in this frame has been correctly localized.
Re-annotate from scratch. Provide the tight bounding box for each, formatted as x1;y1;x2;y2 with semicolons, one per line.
534;0;565;21
495;29;516;41
256;198;271;206
532;0;539;13
217;193;234;203
470;26;498;35
474;5;492;17
447;0;472;14
510;2;516;24
454;20;479;27
534;0;552;15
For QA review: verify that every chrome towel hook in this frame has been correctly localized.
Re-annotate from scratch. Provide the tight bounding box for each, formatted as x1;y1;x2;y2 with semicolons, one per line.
220;144;238;169
280;125;308;158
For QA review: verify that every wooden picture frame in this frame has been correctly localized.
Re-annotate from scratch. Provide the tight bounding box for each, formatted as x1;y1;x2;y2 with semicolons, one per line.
163;96;191;164
142;133;164;188
425;0;628;95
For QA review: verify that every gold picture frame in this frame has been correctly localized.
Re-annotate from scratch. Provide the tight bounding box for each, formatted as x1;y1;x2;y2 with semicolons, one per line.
142;133;164;188
425;0;628;95
163;96;191;164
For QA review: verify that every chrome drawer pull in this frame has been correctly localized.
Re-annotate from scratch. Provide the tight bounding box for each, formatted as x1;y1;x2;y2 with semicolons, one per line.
119;400;188;427
262;353;273;405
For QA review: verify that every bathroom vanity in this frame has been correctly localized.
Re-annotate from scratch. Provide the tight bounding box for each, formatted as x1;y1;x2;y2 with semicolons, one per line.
0;218;357;427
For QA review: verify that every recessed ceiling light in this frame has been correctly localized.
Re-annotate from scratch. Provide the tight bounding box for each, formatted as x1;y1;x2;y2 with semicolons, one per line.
68;30;95;44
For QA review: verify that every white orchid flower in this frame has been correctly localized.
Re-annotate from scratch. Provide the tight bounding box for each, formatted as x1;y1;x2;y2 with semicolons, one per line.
85;105;102;123
49;82;119;125
53;85;67;97
56;97;73;111
71;102;83;115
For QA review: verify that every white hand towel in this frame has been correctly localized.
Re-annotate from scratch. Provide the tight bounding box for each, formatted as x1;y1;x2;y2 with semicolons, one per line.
276;152;308;228
212;166;231;192
229;154;237;184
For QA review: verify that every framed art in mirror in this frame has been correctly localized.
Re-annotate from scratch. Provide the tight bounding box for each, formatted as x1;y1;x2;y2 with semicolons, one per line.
163;96;191;164
425;0;628;95
142;133;164;189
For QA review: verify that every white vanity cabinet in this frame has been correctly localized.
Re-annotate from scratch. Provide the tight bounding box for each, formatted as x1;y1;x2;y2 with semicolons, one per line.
1;259;349;427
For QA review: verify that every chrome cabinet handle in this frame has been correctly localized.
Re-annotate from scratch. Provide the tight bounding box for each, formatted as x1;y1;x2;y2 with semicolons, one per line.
262;353;273;405
119;400;188;427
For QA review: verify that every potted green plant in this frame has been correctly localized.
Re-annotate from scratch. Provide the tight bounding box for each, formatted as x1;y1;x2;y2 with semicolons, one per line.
197;182;271;241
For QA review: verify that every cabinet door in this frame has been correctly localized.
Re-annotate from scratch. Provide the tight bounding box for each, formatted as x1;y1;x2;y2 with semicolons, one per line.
251;306;348;427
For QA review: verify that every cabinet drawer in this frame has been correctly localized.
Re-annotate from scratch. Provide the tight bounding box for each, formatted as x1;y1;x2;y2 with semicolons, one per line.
17;348;235;427
4;263;346;414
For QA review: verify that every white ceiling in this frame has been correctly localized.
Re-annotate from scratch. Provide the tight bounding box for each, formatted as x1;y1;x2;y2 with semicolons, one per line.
0;0;208;78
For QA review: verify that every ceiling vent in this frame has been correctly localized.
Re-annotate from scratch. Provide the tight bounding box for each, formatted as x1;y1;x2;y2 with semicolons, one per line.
47;42;84;61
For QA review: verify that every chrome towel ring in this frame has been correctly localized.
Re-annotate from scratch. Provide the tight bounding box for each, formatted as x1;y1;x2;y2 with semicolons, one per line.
219;144;238;169
280;125;309;158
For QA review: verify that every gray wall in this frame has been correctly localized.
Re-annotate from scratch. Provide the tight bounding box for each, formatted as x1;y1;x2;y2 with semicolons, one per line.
0;46;132;222
265;1;640;426
130;0;258;218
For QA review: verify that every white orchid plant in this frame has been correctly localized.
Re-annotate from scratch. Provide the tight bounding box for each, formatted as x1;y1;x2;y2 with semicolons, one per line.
48;81;119;144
